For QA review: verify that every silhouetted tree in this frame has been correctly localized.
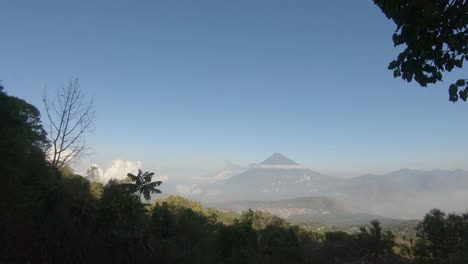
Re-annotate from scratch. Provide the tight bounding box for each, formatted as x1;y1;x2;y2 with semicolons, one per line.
374;0;468;102
0;85;51;207
43;78;94;170
356;220;395;263
318;231;361;263
216;222;259;264
0;85;53;262
126;170;162;201
413;209;468;263
258;225;302;264
97;180;145;232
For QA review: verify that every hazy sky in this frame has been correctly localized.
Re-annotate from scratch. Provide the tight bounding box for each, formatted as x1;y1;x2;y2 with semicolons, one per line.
1;0;467;178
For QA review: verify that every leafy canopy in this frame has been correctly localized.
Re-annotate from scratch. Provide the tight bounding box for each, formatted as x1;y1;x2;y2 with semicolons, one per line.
126;169;162;201
374;0;468;102
356;220;396;262
413;209;468;262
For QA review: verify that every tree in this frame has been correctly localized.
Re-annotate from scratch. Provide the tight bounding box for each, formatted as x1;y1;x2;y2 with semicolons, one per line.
374;0;468;102
238;209;286;230
126;170;162;201
43;78;94;170
413;209;468;263
319;231;360;263
258;225;302;264
97;179;147;251
356;220;395;263
86;164;101;182
0;85;55;262
153;195;205;212
216;222;259;264
1;85;49;157
0;85;51;189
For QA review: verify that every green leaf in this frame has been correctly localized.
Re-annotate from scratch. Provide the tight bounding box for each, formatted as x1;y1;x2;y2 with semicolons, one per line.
446;61;455;71
459;90;467;101
449;84;459;102
456;79;466;86
434;58;443;69
388;60;399;70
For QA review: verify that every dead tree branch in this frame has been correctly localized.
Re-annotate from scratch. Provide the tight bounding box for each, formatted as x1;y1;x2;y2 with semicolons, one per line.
43;78;95;170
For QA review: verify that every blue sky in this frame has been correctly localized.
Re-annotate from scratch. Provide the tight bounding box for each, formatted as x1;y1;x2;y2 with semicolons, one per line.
1;0;467;177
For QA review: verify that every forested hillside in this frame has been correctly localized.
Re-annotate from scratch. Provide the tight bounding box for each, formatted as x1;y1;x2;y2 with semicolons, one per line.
1;86;468;263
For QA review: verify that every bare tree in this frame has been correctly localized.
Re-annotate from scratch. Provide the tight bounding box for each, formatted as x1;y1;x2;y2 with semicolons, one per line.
43;78;94;170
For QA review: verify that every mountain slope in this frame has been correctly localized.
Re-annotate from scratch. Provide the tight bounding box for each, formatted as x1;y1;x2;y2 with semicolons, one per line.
341;169;468;218
259;153;298;166
206;153;341;201
201;154;468;219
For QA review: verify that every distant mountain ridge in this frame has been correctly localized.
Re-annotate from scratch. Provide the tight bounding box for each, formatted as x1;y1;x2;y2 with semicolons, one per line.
202;153;468;219
208;153;339;201
210;162;246;181
344;168;468;218
259;153;298;166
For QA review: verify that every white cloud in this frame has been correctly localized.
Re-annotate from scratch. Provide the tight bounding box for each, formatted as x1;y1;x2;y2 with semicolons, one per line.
97;160;142;183
82;160;168;184
46;145;77;166
176;184;203;195
105;160;142;180
90;163;103;175
86;163;103;180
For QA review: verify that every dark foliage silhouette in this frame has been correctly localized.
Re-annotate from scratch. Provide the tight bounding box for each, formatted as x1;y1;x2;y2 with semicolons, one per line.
126;170;162;201
413;209;468;263
356;220;396;263
374;0;468;102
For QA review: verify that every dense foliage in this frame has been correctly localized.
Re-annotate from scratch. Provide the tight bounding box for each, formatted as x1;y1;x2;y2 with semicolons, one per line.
413;209;468;263
1;87;467;263
374;0;468;102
